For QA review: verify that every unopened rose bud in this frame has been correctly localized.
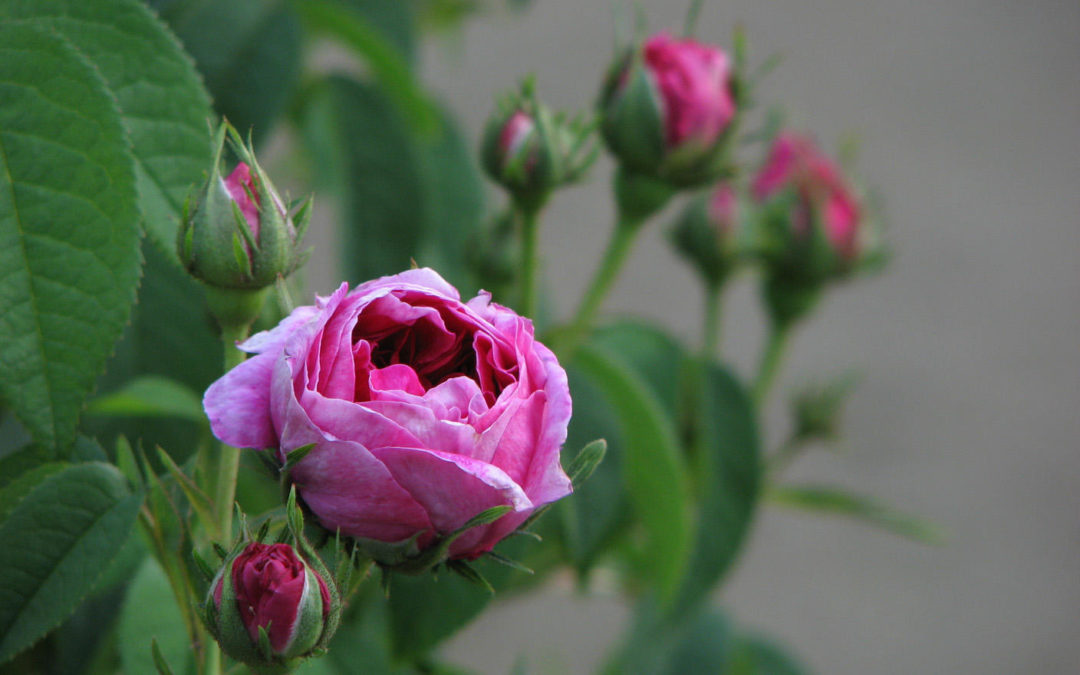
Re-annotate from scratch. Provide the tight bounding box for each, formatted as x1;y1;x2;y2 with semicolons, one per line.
205;542;339;671
481;82;597;211
600;32;738;188
670;182;742;285
751;132;865;281
178;121;311;291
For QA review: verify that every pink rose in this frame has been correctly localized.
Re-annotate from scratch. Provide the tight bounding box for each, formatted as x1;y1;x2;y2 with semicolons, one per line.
707;182;738;235
204;268;573;560
599;32;736;186
752;133;861;260
208;542;334;662
644;33;736;150
497;110;537;169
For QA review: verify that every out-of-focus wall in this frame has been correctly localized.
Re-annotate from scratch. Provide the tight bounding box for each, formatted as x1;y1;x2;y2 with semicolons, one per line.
305;1;1080;672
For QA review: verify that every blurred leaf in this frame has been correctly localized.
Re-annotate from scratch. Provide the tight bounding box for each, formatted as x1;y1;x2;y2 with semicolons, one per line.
86;376;206;423
589;321;685;419
0;20;141;455
118;558;192;675
556;366;631;577
605;602;731;675
415;105;486;290
672;360;761;614
0;463;142;664
388;567;492;660
299;78;483;286
725;633;809;675
342;0;417;63
0;462;67;522
0;445;53;491
1;0;214;255
574;344;692;606
769;484;946;544
88;242;220;464
294;0;438;133
157;0;302;143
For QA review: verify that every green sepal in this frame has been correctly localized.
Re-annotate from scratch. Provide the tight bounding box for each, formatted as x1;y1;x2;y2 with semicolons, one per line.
151;638;176;675
282;443;316;473
600;51;666;175
446;560;495;594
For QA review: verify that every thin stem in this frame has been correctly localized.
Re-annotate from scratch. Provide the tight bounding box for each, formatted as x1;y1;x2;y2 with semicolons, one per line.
561;215;643;356
702;283;723;358
212;323;250;542
753;322;790;406
767;435;802;478
519;206;540;319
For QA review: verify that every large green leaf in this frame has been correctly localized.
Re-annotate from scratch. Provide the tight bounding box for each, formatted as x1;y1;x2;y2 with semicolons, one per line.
556;365;630;577
0;462;142;663
155;0;302;144
0;0;214;254
299;77;483;286
118;557;192;675
294;0;437;132
672;360;761;614
589;321;686;420
574;344;692;605
0;21;141;453
88;242;220;461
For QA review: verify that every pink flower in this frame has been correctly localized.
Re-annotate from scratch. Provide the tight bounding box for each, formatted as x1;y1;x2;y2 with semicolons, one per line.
497;110;537;168
707;183;738;235
752;133;861;259
204;268;573;560
222;163;261;241
209;542;333;660
644;33;736;150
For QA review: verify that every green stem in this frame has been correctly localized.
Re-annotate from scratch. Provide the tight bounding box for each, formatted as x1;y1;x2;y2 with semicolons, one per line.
702;283;723;358
767;435;802;477
519;206;540;319
213;322;250;541
753;322;790;407
561;214;643;356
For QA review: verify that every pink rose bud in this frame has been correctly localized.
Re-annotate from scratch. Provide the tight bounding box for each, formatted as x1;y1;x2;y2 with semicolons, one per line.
203;268;574;569
179;121;312;291
206;542;338;668
482;82;597;211
600;32;737;187
670;182;742;285
751;132;869;284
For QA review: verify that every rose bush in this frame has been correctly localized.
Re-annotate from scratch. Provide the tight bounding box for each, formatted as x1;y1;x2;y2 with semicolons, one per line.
204;269;573;560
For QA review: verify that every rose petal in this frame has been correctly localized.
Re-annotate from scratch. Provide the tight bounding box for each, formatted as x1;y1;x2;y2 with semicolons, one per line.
291;439;433;542
204;350;280;449
370;446;532;556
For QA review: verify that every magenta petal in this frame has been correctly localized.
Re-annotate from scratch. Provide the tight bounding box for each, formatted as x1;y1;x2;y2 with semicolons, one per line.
370;364;425;397
359;400;476;456
204;351;279;449
299;388;422;449
370;446;531;538
352;268;461;301
291;439;432;542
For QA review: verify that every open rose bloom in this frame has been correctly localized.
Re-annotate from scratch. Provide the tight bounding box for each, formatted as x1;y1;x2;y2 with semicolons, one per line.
205;269;573;561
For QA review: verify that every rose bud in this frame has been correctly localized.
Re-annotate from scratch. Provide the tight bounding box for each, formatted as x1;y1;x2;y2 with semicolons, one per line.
203;268;573;570
670;182;742;286
206;542;339;670
751;132;865;281
481;82;597;212
178;121;311;292
600;32;738;188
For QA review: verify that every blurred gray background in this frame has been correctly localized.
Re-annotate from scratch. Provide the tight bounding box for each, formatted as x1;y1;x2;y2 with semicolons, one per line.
302;0;1080;672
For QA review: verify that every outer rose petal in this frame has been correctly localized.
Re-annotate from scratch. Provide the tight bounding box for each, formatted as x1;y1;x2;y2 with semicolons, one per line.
290;438;433;542
370;446;532;539
204;351;280;449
